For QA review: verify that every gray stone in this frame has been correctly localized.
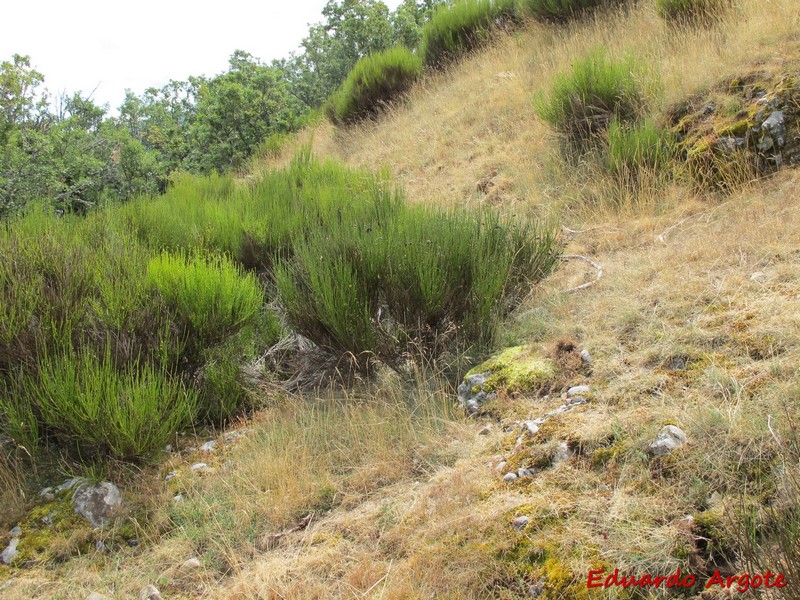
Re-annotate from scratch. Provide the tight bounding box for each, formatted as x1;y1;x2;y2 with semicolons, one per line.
716;137;747;153
495;461;507;472
38;487;55;502
138;585;163;600
648;425;687;456
762;111;786;147
517;468;534;478
502;472;518;483
478;425;492;436
510;516;530;530
95;540;107;553
72;482;122;528
165;470;179;481
567;385;590;398
457;372;497;414
598;484;611;491
56;477;83;493
580;349;592;365
190;462;208;471
552;442;572;465
164;444;173;453
1;538;19;565
566;396;587;407
200;440;216;452
9;526;21;537
86;593;112;600
173;493;185;503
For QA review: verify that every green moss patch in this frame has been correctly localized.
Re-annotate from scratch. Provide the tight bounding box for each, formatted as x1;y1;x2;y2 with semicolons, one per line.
466;345;557;395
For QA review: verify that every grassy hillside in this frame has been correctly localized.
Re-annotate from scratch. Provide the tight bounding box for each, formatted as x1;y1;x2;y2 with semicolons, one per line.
2;0;800;597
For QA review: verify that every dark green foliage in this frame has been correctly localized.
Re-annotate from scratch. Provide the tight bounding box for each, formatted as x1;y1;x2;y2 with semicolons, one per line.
656;0;731;26
520;0;616;22
420;0;520;68
326;47;422;124
607;118;674;176
534;48;648;153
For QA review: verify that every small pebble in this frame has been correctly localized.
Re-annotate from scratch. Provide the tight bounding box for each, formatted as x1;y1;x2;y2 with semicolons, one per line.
165;470;179;481
478;425;492;436
9;526;21;537
502;472;518;483
580;349;592;364
567;385;590;398
200;440;216;452
510;516;530;530
138;584;162;600
524;421;539;435
173;494;185;503
495;461;507;472
181;557;202;570
190;463;208;471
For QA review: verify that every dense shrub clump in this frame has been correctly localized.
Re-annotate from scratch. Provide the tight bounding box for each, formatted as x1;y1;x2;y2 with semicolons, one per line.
420;0;520;68
520;0;616;23
534;49;648;153
656;0;731;26
327;47;423;124
607;118;674;176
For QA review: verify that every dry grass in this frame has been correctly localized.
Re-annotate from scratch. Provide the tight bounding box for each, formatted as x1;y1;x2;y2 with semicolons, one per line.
3;0;800;597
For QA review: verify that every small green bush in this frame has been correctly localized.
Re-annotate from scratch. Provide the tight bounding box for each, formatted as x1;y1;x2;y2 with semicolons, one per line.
534;48;648;153
327;47;423;125
420;0;520;68
520;0;616;22
146;251;263;344
1;348;197;461
656;0;731;26
607;118;674;176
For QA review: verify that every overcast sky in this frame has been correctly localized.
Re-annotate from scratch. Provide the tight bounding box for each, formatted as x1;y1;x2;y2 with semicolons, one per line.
2;0;403;111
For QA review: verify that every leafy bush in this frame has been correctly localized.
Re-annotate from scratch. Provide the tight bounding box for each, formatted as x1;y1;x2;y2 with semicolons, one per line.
534;49;648;153
520;0;616;22
1;348;196;461
607;118;674;176
420;0;520;68
327;47;423;125
656;0;731;26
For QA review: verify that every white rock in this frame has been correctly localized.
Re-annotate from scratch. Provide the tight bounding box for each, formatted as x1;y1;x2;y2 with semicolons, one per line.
502;472;518;483
1;538;19;564
510;516;530;530
495;461;507;472
181;557;202;570
200;440;216;452
173;494;185;503
86;593;112;600
190;463;208;471
580;349;592;364
567;385;590;398
524;421;540;435
165;470;179;481
138;584;163;600
9;526;21;537
648;425;687;456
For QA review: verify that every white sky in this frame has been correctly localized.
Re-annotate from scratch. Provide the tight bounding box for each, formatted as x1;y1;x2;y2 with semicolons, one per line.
2;0;403;111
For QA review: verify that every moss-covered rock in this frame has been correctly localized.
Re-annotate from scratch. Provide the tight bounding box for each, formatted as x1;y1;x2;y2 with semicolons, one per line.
458;346;557;413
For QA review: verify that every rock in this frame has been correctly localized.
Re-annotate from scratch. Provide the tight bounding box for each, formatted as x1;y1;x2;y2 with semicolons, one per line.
478;425;492;436
56;477;83;493
86;593;112;600
72;482;123;528
40;511;56;526
1;538;19;564
502;472;518;483
524;421;540;435
510;516;530;530
164;470;179;481
648;425;687;456
173;493;185;503
9;526;21;537
95;540;107;553
181;557;202;571
38;487;55;502
138;585;163;600
750;271;768;283
552;441;572;465
598;484;611;491
457;372;494;415
566;396;586;407
580;349;592;365
761;111;786;147
517;468;533;478
567;385;590;398
164;444;173;453
716;136;747;153
190;462;208;471
495;461;507;472
200;440;216;452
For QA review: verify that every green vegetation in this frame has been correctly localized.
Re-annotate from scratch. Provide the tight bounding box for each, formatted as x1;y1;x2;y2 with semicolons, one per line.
520;0;615;22
656;0;731;26
606;118;674;176
420;0;520;68
327;47;423;124
534;48;648;152
0;150;559;462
